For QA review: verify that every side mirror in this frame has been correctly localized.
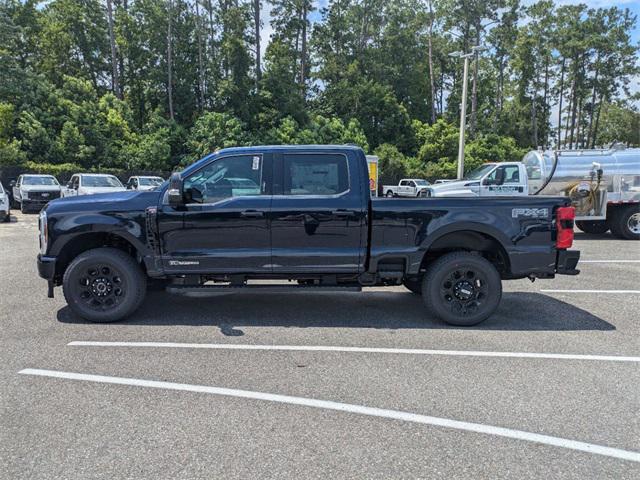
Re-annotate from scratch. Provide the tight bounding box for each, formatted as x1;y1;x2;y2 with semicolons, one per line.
495;168;506;185
9;180;16;187
167;172;184;208
66;181;72;188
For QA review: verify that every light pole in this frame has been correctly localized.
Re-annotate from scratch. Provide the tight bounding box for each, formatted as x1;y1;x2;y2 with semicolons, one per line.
449;46;486;180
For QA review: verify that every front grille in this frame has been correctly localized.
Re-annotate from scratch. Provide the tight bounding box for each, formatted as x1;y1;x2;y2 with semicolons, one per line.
29;191;60;201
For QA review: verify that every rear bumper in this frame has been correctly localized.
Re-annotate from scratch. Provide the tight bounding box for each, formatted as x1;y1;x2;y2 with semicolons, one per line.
37;254;57;281
556;249;580;275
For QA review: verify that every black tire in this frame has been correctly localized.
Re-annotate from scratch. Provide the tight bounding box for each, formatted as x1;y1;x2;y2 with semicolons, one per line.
2;211;9;222
608;205;640;240
422;252;502;326
403;277;423;294
575;220;609;235
386;190;395;197
63;247;147;322
20;203;27;214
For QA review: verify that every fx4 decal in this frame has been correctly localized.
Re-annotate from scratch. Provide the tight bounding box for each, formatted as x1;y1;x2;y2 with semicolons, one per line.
512;208;549;218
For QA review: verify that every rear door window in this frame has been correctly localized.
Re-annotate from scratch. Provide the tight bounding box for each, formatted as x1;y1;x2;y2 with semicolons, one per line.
283;154;349;196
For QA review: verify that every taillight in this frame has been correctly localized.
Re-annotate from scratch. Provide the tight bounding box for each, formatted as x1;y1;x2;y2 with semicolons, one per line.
556;206;575;249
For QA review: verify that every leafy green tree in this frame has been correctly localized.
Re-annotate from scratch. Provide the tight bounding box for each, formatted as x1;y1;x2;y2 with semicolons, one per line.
187;112;250;161
374;143;407;184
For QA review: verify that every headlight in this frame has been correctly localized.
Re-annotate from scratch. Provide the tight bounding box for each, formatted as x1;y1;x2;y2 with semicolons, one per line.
22;190;29;200
39;210;48;254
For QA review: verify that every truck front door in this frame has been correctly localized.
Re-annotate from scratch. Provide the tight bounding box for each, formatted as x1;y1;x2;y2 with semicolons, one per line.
480;164;526;196
270;151;367;273
158;153;273;274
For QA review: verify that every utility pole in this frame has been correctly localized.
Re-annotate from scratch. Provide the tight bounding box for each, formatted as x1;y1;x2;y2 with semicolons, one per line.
450;46;486;180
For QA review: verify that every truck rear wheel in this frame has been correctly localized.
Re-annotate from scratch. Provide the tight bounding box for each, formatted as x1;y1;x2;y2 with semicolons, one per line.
386;190;394;197
608;205;640;240
422;252;502;326
575;220;609;235
63;247;147;322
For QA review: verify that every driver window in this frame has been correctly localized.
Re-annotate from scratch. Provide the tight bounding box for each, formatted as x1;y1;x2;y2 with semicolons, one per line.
183;155;263;204
485;165;519;185
503;166;520;184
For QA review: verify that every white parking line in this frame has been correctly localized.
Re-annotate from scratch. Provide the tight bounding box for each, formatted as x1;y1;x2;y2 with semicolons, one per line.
18;368;640;463
67;341;640;363
580;260;640;263
541;289;640;294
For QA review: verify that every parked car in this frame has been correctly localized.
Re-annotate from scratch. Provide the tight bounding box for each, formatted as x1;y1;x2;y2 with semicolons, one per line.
0;182;10;222
10;174;62;213
383;179;431;197
126;176;165;191
38;145;580;326
61;174;126;197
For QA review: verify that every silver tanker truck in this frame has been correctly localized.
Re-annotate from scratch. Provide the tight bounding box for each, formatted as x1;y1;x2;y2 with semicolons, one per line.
523;147;640;239
424;146;639;239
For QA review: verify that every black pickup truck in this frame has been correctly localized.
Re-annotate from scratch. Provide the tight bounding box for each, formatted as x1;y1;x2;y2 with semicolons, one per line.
37;145;580;326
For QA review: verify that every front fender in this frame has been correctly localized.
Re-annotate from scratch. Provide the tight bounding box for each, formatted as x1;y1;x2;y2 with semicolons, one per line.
48;211;149;257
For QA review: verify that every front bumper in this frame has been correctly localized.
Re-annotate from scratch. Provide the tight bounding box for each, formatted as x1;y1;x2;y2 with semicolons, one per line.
37;254;57;281
556;249;580;275
22;199;50;210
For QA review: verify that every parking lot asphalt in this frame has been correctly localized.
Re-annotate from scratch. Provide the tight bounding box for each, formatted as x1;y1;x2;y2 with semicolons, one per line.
1;211;639;479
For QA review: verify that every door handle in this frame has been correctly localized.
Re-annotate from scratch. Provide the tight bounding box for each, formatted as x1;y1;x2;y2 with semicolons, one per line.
332;209;356;217
240;210;264;218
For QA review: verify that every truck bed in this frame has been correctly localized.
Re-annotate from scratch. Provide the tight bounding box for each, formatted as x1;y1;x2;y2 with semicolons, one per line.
369;195;571;279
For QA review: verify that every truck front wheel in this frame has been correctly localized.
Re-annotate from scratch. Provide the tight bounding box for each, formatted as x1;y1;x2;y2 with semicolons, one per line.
63;247;147;322
575;220;609;235
422;252;502;326
608;206;640;240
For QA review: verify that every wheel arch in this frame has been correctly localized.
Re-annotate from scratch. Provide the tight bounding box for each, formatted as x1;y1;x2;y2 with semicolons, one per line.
53;230;146;281
417;227;512;278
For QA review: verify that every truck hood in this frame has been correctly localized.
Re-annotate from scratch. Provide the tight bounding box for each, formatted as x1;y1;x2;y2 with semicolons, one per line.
46;189;162;213
20;185;62;193
78;187;127;195
426;180;480;197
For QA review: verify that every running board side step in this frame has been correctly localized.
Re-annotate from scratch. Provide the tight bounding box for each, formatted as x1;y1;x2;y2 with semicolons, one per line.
166;284;362;296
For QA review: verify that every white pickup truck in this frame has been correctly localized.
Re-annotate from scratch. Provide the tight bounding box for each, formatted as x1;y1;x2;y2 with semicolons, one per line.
423;163;527;197
0;182;10;222
383;179;431;197
62;173;126;197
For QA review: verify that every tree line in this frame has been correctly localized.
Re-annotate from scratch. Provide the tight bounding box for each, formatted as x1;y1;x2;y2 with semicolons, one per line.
0;0;638;183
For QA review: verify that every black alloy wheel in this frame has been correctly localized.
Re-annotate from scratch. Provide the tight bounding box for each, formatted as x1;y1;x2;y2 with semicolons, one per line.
63;247;146;322
422;251;502;326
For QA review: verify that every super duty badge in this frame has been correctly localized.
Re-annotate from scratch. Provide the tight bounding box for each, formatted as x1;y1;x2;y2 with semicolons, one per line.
512;208;549;218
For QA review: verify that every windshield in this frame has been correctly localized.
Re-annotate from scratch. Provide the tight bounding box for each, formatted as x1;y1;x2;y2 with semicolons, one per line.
22;176;59;186
414;180;430;186
138;177;164;186
82;175;123;188
464;164;496;180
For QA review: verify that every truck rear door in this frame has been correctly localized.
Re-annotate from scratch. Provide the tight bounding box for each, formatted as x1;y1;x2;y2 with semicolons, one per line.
269;150;367;273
